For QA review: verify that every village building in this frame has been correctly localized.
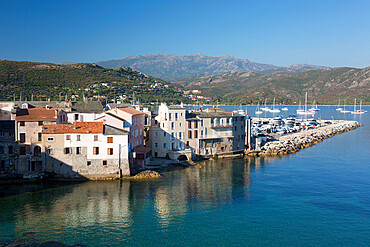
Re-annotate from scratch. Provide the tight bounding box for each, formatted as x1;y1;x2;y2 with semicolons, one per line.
15;107;68;174
42;122;129;179
95;107;150;168
64;101;104;123
149;104;246;160
0;120;18;174
150;103;190;160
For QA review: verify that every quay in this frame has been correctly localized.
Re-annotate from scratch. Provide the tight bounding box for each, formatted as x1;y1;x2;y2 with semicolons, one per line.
247;120;362;156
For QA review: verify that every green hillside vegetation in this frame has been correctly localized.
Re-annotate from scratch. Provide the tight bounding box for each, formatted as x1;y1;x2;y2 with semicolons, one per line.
175;67;370;105
0;60;190;104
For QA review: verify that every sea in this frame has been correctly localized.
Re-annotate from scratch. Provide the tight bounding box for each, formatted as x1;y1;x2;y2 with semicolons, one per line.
0;105;369;246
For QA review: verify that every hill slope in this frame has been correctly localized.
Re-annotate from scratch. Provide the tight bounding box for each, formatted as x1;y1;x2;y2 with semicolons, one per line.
0;60;188;103
175;67;370;104
96;53;328;81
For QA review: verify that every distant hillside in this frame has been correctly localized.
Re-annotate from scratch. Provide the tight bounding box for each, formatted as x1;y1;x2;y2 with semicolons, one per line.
0;60;189;104
96;53;328;81
175;67;370;104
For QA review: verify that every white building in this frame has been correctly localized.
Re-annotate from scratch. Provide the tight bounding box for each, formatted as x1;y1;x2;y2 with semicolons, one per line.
42;122;130;179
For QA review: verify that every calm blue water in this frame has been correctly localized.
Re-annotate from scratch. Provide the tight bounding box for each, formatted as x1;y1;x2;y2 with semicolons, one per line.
0;106;369;246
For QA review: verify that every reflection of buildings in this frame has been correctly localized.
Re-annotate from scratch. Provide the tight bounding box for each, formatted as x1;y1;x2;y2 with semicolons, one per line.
8;158;264;238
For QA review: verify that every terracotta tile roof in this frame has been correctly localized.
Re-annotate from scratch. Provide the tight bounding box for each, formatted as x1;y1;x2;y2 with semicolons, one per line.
134;145;152;153
42;122;104;134
117;107;145;116
15;108;63;121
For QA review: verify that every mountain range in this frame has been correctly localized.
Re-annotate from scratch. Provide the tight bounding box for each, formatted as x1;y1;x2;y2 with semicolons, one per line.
96;53;329;81
175;67;370;104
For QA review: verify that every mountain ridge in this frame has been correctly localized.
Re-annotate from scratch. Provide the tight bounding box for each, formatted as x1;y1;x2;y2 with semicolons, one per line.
96;53;329;81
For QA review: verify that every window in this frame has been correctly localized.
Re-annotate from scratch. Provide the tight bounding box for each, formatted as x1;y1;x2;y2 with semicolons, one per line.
74;114;79;121
235;126;237;131
163;132;167;137
20;121;25;126
163;143;167;148
169;113;172;121
194;121;198;128
94;135;98;141
0;132;5;137
47;148;53;155
154;131;158;137
76;147;81;155
201;120;204;127
194;130;198;138
175;113;179;120
107;137;113;143
200;130;204;137
154;142;158;147
108;148;113;155
0;146;3;154
8;146;13;154
64;148;71;154
179;122;182;127
66;135;71;140
188;130;192;139
38;121;43;126
47;137;54;142
170;132;175;140
38;133;42;142
87;161;91;166
188;121;192;128
20;133;26;143
141;117;143;125
93;147;99;155
171;122;175;130
20;146;26;155
103;160;107;166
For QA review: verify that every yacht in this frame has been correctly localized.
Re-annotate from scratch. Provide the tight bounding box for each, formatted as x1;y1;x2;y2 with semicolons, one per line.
351;99;367;114
282;107;288;111
270;98;281;113
340;99;350;113
336;100;343;111
255;102;263;115
297;92;316;115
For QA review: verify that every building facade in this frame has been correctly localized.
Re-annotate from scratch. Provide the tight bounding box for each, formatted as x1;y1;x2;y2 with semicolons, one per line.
149;104;246;160
15;108;68;174
42;122;129;179
0;120;18;174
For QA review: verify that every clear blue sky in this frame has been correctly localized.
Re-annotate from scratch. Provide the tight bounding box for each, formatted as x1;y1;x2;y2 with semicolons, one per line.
1;0;369;67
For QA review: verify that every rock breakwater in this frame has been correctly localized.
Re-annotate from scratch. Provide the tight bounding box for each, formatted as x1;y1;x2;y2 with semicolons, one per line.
258;121;362;156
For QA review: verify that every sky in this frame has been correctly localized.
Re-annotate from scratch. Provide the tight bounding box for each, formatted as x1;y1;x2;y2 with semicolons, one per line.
0;0;369;67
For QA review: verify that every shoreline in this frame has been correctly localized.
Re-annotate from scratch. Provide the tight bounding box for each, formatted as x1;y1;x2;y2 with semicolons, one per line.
247;120;362;156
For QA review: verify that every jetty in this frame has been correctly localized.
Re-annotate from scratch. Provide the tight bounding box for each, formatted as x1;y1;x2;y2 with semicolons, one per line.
248;120;362;156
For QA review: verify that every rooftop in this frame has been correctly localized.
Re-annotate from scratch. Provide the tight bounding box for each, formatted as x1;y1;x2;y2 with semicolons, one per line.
42;122;104;134
117;107;145;116
186;111;242;119
103;124;129;135
15;108;63;121
70;101;103;113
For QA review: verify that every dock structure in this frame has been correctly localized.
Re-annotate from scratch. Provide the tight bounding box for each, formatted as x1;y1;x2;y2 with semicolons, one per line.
247;120;362;156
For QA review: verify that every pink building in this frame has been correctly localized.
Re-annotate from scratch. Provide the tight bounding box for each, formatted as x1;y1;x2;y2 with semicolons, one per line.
96;107;145;151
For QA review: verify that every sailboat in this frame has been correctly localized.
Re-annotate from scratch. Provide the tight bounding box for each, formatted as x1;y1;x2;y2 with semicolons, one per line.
255;102;263;115
297;92;315;115
270;98;281;113
340;99;350;113
261;98;270;112
297;101;304;113
351;99;367;114
309;100;320;111
336;99;343;111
